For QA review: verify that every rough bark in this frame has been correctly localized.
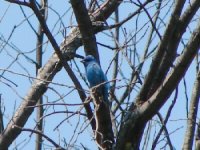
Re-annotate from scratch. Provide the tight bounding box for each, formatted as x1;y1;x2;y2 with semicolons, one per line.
116;4;200;149
70;0;114;149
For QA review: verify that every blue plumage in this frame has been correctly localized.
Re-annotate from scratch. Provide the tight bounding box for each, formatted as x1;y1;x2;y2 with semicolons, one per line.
81;55;110;104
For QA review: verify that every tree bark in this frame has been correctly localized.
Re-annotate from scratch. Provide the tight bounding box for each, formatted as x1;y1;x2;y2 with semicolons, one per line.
0;0;122;148
183;71;200;149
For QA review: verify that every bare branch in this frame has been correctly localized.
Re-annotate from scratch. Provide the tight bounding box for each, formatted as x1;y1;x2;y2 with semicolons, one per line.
117;11;200;150
109;0;154;29
152;88;178;149
140;19;200;124
183;71;200;150
92;0;122;21
14;125;65;150
136;0;187;103
156;113;173;150
70;1;115;149
0;0;123;148
70;0;99;60
5;0;30;7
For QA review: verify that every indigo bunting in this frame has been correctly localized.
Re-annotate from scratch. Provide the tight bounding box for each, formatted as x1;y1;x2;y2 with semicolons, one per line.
81;55;110;105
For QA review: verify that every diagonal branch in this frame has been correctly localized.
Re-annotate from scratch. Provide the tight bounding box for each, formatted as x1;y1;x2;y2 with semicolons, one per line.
136;0;187;103
149;0;200;100
117;16;200;150
5;0;30;7
137;0;200;104
152;88;178;149
140;19;200;121
0;0;123;149
14;125;65;150
156;113;173;150
92;0;122;21
30;0;97;134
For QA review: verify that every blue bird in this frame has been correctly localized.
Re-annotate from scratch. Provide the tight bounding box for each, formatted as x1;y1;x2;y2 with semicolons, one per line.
81;55;110;105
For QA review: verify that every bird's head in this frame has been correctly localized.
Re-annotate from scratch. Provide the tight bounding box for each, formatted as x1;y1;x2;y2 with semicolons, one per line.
81;55;96;66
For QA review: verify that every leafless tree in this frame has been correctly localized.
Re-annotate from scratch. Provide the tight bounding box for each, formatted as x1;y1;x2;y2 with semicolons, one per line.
0;0;200;149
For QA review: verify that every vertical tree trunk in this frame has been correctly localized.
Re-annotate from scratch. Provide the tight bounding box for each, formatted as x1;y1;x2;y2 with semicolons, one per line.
183;71;200;149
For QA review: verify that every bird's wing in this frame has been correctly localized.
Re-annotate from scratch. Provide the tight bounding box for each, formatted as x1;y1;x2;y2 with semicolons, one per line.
90;63;110;90
86;62;104;87
86;62;110;104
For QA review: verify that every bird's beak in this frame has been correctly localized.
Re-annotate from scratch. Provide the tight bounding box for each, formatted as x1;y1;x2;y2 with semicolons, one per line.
80;59;85;63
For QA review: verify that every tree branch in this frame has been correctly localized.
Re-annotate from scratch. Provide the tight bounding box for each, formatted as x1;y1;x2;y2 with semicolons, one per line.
149;0;200;100
70;0;99;61
117;15;200;150
70;1;114;149
156;113;173;150
5;0;30;7
14;125;65;150
35;0;47;149
183;71;200;149
92;0;122;21
136;0;187;103
195;121;200;150
0;0;123;148
152;88;178;149
140;19;200;124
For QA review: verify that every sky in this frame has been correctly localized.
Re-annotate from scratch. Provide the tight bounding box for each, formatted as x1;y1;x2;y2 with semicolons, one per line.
0;0;199;150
